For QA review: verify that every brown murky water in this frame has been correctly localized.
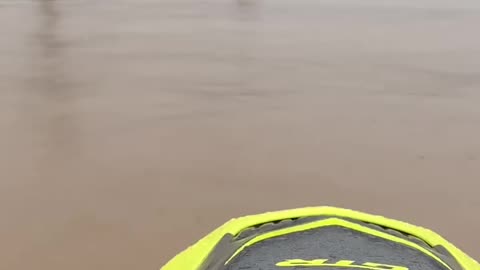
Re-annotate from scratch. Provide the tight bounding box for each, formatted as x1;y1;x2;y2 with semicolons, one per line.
1;0;479;269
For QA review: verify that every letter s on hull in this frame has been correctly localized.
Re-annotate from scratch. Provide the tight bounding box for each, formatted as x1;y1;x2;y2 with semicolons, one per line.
276;259;409;270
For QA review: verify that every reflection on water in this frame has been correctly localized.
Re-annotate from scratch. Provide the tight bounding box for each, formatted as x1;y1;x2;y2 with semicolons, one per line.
32;0;78;158
1;1;480;270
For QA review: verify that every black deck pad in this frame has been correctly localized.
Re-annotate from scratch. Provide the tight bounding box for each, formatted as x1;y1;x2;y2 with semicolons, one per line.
225;226;450;270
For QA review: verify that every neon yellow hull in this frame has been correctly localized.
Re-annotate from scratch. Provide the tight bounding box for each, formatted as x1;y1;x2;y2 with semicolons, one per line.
162;207;479;270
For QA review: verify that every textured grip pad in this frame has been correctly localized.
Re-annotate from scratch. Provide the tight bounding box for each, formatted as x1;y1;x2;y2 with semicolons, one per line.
225;226;449;270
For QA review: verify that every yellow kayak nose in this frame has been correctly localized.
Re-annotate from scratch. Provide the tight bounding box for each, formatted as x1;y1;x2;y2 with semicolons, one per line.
161;207;479;270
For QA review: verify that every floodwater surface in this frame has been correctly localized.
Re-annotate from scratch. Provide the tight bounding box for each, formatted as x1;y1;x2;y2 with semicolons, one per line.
1;0;479;269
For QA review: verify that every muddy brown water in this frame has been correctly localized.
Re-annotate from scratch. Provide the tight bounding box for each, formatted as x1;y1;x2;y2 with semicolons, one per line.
1;0;480;269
